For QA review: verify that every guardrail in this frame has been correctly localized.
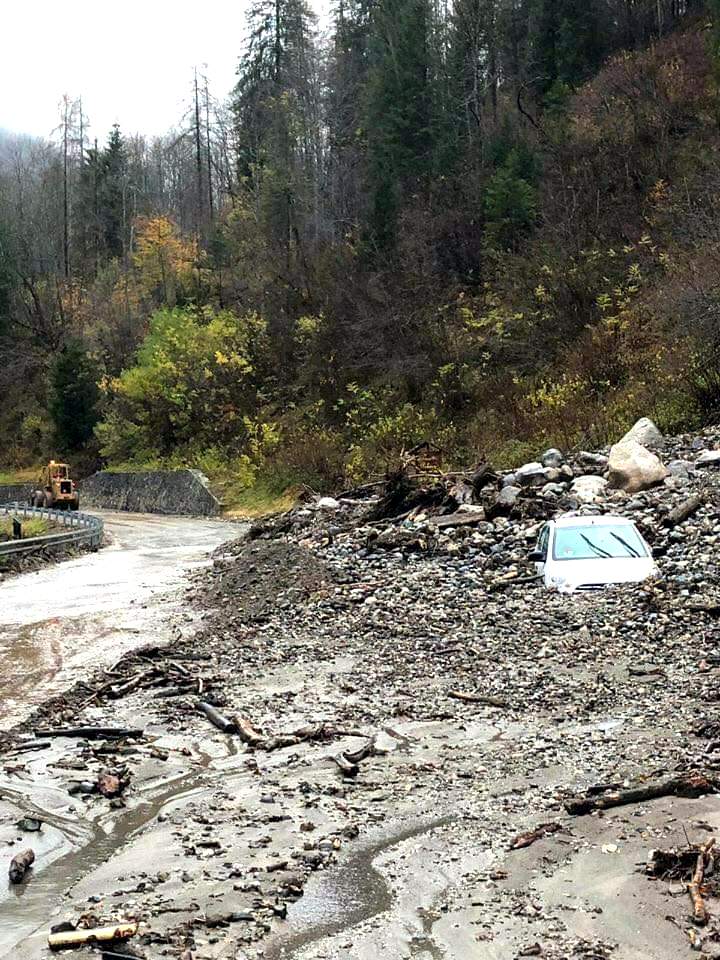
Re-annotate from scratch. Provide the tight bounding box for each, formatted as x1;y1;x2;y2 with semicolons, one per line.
0;503;104;559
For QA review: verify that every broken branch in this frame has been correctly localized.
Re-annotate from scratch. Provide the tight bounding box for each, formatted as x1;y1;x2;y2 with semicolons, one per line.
566;772;716;816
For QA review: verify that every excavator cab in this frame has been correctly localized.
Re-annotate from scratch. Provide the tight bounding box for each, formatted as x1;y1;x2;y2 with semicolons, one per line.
31;461;80;510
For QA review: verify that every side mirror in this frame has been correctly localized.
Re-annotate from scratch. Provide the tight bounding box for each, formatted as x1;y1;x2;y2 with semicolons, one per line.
528;550;544;562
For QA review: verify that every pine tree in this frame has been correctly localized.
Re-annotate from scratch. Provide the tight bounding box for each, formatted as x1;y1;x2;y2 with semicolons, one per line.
364;0;434;252
73;141;103;275
0;221;15;337
326;0;374;233
100;125;129;260
48;339;101;452
529;0;610;95
232;0;321;313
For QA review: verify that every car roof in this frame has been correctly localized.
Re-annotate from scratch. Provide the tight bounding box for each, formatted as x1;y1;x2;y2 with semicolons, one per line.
551;514;637;528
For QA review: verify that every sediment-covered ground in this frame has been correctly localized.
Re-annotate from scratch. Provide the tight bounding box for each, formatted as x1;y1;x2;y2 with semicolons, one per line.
3;428;720;959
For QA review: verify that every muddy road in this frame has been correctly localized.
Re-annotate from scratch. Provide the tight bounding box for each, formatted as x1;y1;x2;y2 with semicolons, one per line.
0;511;237;730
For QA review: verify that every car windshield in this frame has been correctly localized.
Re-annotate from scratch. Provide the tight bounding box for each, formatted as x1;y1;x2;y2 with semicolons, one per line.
552;524;648;561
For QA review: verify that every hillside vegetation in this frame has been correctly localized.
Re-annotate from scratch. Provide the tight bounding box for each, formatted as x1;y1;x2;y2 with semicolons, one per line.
1;1;719;505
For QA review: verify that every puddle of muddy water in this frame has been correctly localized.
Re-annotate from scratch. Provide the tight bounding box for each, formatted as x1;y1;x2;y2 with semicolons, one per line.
0;749;217;956
264;815;454;959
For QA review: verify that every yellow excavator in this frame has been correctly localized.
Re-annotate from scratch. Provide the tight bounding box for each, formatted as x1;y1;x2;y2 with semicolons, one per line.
31;461;80;511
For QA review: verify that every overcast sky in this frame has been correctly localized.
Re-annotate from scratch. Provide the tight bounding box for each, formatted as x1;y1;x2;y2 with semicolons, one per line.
1;0;257;141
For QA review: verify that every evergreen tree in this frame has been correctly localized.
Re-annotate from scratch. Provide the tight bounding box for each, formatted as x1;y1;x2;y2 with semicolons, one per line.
233;0;319;244
326;0;374;233
0;221;15;337
529;0;610;95
48;339;101;452
364;0;434;252
73;142;104;275
100;125;129;260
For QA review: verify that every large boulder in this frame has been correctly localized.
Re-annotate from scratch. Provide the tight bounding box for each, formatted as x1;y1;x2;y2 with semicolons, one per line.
619;417;664;451
607;440;669;493
571;475;607;504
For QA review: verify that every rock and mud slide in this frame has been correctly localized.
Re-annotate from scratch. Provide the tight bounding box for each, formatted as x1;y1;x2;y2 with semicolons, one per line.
5;423;720;958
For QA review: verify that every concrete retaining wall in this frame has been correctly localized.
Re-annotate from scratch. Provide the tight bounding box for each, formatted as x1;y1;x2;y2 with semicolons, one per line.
79;469;221;517
0;484;31;504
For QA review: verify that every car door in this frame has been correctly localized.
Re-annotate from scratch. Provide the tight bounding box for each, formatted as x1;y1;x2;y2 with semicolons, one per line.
535;523;550;577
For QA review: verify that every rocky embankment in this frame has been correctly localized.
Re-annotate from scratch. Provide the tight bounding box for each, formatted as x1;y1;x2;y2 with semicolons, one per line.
4;420;720;959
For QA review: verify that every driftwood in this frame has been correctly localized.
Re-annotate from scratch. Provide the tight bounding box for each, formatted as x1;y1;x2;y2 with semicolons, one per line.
108;671;154;699
197;702;236;733
34;727;144;741
432;511;486;530
663;494;704;528
566;771;716;816
332;754;359;777
9;848;34;883
234;715;264;747
343;738;377;765
448;690;509;708
510;822;563;850
48;921;138;951
689;837;715;925
9;740;51;754
236;720;368;752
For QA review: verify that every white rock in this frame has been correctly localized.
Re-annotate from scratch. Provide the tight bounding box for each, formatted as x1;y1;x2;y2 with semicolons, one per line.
541;448;564;468
571;475;607;504
696;450;720;467
619;417;664;450
515;462;547;486
317;496;340;511
607;440;669;493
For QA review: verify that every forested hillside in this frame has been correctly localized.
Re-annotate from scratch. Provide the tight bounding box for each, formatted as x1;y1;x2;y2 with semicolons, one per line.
1;0;718;503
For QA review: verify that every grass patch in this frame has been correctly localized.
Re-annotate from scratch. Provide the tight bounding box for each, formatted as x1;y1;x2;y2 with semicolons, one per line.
0;466;40;484
225;479;299;518
0;517;52;541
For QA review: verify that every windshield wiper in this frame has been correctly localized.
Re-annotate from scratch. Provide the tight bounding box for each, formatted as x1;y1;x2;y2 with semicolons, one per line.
610;531;640;557
579;533;613;558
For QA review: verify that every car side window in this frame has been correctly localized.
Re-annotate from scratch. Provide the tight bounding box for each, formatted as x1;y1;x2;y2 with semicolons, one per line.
537;524;549;559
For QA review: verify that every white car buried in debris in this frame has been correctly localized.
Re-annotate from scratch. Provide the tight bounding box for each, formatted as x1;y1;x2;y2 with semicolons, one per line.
530;515;658;592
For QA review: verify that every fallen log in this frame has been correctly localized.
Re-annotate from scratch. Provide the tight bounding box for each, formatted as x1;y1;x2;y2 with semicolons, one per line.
689;837;715;925
663;494;704;528
566;771;716;816
448;690;509;708
197;702;236;734
510;822;564;850
48;921;138;951
34;727;144;741
234;715;264;747
9;848;34;883
432;511;486;530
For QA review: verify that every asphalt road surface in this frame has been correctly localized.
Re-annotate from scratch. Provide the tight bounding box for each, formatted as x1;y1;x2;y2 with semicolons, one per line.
0;510;238;730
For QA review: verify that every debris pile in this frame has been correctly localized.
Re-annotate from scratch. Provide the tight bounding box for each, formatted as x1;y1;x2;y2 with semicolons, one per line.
4;418;720;957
